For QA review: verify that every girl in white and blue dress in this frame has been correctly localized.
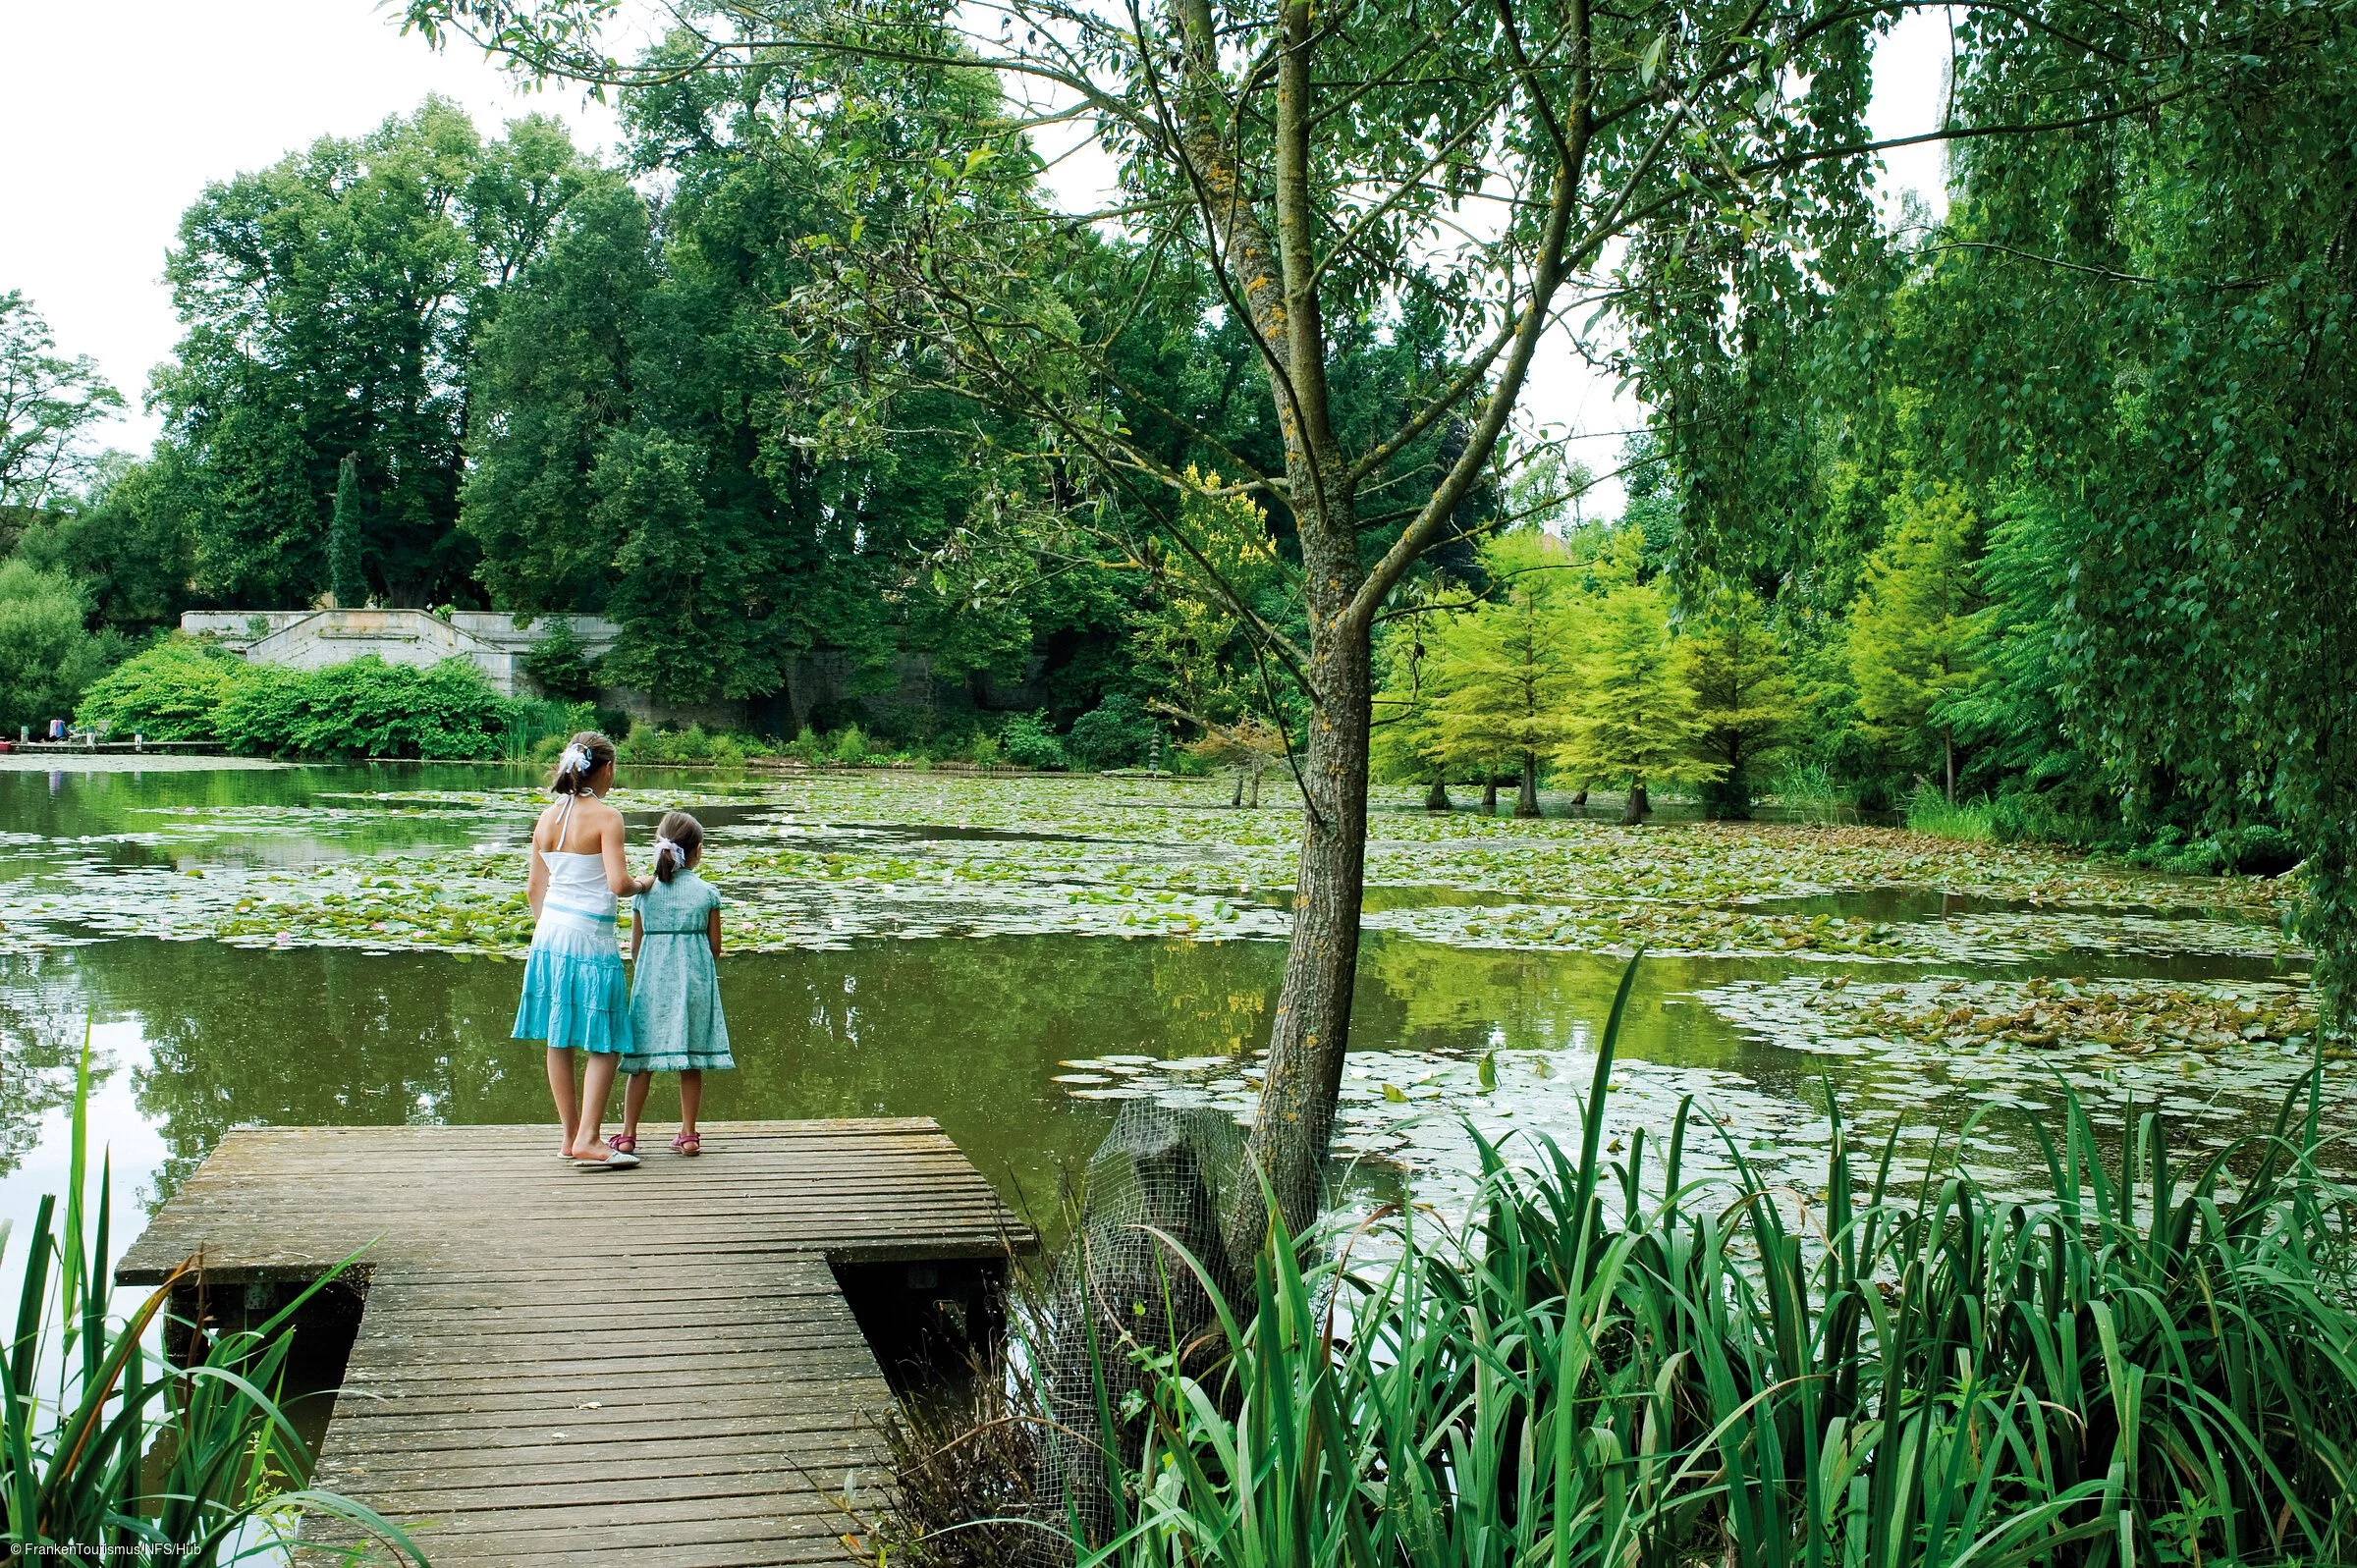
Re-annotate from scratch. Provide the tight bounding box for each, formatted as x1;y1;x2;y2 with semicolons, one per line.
619;811;734;1157
513;731;654;1170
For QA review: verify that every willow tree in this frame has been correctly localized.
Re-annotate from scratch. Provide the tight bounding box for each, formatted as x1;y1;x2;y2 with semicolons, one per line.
406;0;2098;1233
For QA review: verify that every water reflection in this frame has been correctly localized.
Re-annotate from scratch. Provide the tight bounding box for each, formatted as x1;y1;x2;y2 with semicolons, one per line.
0;928;1779;1243
0;762;2313;1268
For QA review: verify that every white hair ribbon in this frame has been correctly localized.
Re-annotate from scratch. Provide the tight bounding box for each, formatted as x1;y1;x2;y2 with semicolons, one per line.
557;742;590;777
654;835;685;867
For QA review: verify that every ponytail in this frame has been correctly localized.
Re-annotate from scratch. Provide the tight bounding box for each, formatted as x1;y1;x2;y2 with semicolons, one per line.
652;810;704;884
549;730;616;795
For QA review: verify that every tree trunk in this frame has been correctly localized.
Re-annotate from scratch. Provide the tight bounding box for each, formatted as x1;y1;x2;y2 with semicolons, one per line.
1240;556;1371;1250
1247;765;1262;809
1482;779;1499;815
1515;750;1540;818
1424;776;1451;812
1622;779;1650;825
1570;788;1588;810
1232;769;1245;808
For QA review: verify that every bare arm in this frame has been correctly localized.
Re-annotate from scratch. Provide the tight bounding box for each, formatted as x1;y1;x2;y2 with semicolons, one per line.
599;811;650;897
706;906;723;960
631;906;643;962
524;825;549;917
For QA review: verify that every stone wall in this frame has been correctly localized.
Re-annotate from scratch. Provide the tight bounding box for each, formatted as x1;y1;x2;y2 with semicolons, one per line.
180;611;620;699
182;611;1050;735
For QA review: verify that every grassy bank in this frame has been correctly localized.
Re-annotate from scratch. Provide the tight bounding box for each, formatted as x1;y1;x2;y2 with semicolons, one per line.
902;961;2357;1568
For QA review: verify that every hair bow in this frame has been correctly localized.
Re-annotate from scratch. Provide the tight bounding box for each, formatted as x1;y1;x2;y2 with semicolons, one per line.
654;835;685;865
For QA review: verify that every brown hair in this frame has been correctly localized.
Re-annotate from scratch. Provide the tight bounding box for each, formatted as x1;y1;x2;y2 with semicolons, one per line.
549;730;617;795
652;810;704;884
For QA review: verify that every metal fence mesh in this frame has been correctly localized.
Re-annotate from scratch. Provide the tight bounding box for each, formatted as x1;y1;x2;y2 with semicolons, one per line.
1030;1099;1250;1559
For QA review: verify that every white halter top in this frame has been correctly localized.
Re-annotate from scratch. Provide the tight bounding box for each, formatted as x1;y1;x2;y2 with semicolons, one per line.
539;794;615;919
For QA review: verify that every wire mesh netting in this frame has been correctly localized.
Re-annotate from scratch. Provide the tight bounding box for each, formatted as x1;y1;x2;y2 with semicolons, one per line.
1030;1099;1252;1560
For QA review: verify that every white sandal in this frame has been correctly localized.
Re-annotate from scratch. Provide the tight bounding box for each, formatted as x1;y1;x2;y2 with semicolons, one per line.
571;1149;641;1170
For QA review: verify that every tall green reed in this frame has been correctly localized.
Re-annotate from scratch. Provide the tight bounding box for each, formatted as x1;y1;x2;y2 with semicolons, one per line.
1093;959;2357;1568
1;1047;422;1562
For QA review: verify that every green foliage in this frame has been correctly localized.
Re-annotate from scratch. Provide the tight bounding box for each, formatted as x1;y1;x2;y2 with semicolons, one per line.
1847;483;1980;793
617;722;749;767
1094;962;2357;1568
1557;583;1718;819
1904;782;1996;841
1066;694;1154;771
519;618;601;699
1933;493;2101;810
215;657;513;760
1000;712;1066;771
326;453;364;609
76;637;255;742
2122;824;2308;881
1369;616;1450;790
1619;7;2357;1021
13;453;199;635
1429;581;1582;816
0;560;113;734
0;291;123;514
1680;584;1796;819
87;646;520;759
831;724;868;765
506;697;595;761
2;1054;424;1562
158;100;601;606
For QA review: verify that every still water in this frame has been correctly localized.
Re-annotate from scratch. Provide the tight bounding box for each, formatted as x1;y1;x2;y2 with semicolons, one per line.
0;758;2327;1265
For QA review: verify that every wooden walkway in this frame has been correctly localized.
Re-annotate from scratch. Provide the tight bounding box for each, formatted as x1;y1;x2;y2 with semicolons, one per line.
119;1119;1031;1568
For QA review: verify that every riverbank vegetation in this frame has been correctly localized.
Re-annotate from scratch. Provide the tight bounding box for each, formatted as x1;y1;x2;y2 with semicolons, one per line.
881;965;2357;1568
0;1062;419;1562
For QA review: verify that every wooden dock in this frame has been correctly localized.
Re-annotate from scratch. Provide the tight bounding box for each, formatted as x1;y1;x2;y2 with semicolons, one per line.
119;1119;1032;1568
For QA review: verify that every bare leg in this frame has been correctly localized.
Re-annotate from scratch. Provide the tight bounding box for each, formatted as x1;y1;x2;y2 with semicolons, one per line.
679;1070;703;1136
623;1070;651;1143
545;1048;578;1155
572;1053;624;1160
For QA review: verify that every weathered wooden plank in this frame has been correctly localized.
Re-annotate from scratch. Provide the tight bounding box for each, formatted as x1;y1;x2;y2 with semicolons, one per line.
122;1117;1028;1566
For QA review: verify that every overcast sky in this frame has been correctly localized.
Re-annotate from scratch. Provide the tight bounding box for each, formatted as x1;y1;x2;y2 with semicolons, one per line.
0;1;1954;517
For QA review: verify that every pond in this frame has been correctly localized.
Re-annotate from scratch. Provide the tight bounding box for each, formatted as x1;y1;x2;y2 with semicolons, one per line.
0;757;2330;1261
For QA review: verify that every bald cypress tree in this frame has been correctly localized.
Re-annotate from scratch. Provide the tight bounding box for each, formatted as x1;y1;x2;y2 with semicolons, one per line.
1431;585;1581;817
1559;584;1720;823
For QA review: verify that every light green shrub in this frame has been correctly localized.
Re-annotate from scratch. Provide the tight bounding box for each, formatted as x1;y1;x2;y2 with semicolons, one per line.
77;635;253;742
217;657;513;760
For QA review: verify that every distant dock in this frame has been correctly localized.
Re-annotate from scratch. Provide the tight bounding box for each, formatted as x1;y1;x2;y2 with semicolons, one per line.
120;1119;1033;1567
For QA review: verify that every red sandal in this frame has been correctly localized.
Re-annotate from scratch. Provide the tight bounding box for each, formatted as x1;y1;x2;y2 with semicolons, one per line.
671;1131;701;1157
610;1134;637;1155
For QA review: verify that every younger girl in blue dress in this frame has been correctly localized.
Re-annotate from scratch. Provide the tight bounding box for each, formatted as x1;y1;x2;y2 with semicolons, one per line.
512;731;653;1170
620;811;734;1156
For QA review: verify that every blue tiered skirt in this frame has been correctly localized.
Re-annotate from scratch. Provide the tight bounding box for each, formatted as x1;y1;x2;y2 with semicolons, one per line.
511;905;633;1054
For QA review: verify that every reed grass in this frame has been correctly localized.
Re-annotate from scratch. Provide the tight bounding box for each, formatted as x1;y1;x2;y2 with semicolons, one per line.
1;1048;423;1563
1088;960;2357;1568
1904;784;1999;841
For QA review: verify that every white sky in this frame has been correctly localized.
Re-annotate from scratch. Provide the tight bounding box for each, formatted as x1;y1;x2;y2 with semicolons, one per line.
0;0;1952;519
